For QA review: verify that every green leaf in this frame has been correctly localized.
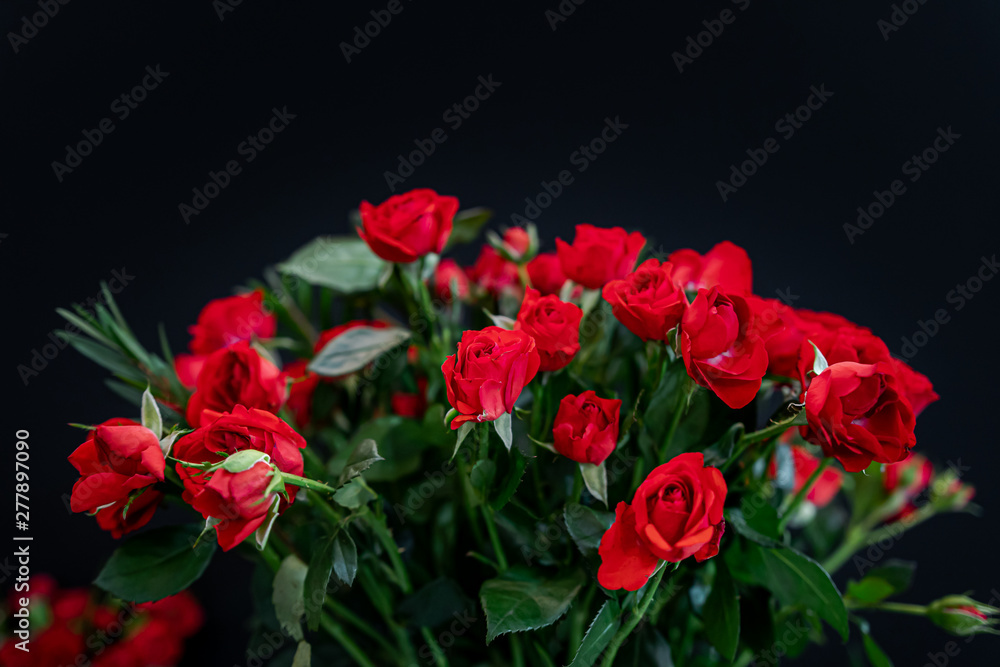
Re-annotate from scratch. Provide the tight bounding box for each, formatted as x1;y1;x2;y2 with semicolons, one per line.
332;478;376;509
331;530;358;587
846;578;896;605
480;566;585;643
862;631;894;667
579;462;608;507
93;525;216;603
568;599;621;667
865;560;916;596
62;334;145;383
703;562;740;660
140;386;163;439
451;422;475;461
292;640;312;667
304;531;339;631
398;577;474;629
809;340;829;376
493;412;513;451
309;326;411;377
741;541;849;640
446;207;493;248
278;236;389;293
703;422;745;468
273;555;309;642
470;460;497;498
724;508;783;549
338;438;384;486
56;308;115;348
564;503;614;559
491;446;529;511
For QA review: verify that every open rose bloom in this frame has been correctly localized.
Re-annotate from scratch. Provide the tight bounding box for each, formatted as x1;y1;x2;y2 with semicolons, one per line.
52;195;987;666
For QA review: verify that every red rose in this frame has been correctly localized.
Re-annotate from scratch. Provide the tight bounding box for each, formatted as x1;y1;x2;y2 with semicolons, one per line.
526;252;571;296
391;377;429;419
803;361;916;472
173;406;306;551
175;291;276;387
503;226;532;259
668;241;752;294
185;341;287;427
468;245;521;298
432;258;471;302
598;453;726;591
602;258;687;341
552;391;622;465
67;418;165;538
769;443;843;508
514;287;583;371
680;287;779;409
882;451;933;522
749;302;852;379
442;327;540;429
358;188;458;263
556;224;646;290
795;318;891;386
283;359;320;427
890;359;939;417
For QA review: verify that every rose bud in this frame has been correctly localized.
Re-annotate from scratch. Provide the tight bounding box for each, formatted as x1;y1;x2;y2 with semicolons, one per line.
602;258;687;342
489;225;537;263
769;443;843;508
598;453;726;591
432;258;471;303
357;188;459;263
185;340;287;427
174;290;276;387
802;361;916;473
882;451;933;522
467;245;521;298
514;288;583;371
680;287;779;409
555;224;646;290
441;327;540;429
930;469;976;512
67;418;166;538
173;406;306;551
668;241;753;295
552;391;622;465
927;596;1000;636
526;252;572;296
890;358;940;417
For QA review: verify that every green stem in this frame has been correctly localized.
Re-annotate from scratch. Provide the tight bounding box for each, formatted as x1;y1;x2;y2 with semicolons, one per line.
420;626;450;667
511;634;526;667
308;490;344;525
364;507;412;593
324;597;395;654
601;564;670;667
467;550;501;571
777;458;832;533
568;583;596;659
849;601;928;616
482;506;508;571
656;381;690;462
822;505;935;573
319;614;379;667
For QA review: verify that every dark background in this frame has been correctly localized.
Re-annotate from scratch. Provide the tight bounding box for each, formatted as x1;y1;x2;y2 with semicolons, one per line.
2;1;999;665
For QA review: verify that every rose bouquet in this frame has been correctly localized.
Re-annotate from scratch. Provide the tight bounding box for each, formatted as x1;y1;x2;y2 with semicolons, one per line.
50;188;995;666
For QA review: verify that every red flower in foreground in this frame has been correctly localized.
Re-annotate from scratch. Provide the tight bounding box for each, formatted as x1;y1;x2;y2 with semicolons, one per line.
67;418;165;538
598;453;726;591
552;391;621;465
803;361;916;473
555;224;645;290
173;406;306;551
185;340;287;427
526;252;571;296
358;188;458;263
514;287;582;371
890;358;940;417
442;327;540;429
680;287;779;409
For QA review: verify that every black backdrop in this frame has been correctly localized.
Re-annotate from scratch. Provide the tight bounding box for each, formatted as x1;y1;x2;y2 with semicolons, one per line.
3;1;999;665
